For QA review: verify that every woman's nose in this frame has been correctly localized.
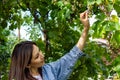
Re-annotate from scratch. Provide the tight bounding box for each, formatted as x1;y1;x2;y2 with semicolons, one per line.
39;52;44;58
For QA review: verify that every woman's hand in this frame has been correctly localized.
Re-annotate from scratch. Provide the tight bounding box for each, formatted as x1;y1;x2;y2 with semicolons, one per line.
80;11;90;28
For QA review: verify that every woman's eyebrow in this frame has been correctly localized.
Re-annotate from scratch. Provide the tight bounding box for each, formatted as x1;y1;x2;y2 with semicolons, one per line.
34;48;40;57
34;52;39;59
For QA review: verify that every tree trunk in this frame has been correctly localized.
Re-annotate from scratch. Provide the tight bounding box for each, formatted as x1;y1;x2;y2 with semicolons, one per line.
0;72;1;80
18;27;21;41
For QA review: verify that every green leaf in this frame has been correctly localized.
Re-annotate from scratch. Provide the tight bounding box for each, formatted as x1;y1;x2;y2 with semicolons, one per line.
96;0;102;5
113;64;120;74
88;0;96;5
113;1;120;13
104;21;119;31
111;15;119;22
95;13;106;21
113;31;120;44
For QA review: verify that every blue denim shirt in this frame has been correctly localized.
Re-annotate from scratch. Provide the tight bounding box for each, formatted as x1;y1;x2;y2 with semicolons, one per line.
42;46;84;80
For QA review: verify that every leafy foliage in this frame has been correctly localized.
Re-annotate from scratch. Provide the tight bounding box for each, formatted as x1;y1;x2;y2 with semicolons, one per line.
0;0;120;79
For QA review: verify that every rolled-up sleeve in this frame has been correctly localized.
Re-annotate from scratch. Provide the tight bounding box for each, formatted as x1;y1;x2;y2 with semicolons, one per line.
43;46;85;80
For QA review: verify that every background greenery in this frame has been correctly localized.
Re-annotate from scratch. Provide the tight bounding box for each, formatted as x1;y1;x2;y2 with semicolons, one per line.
0;0;120;79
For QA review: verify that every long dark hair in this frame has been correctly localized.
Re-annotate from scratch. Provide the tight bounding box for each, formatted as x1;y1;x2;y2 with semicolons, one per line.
9;41;42;80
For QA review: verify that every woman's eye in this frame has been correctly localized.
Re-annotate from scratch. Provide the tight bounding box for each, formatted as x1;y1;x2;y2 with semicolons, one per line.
35;56;38;59
35;53;39;59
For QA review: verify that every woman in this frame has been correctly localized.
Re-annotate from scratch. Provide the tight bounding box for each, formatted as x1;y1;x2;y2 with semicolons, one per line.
9;11;90;80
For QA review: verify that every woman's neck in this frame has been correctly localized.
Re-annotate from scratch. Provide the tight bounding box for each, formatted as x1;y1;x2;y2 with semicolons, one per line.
29;67;40;76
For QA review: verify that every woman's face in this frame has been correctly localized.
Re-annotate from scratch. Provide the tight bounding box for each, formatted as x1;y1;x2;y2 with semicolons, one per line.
29;45;45;68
